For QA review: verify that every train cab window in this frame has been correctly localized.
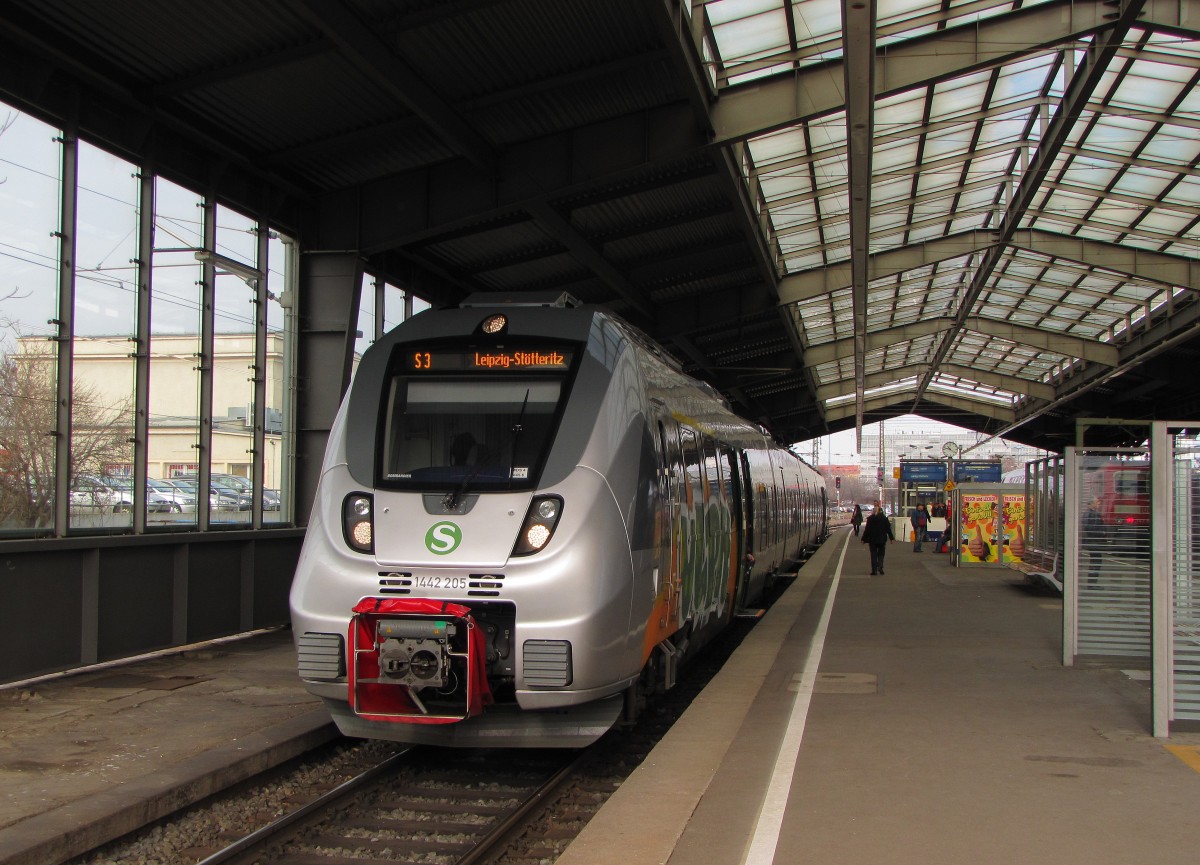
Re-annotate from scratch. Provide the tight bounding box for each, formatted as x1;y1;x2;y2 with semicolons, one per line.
380;377;565;490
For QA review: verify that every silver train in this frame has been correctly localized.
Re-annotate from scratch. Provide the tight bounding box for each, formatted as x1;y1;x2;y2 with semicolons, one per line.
289;292;828;747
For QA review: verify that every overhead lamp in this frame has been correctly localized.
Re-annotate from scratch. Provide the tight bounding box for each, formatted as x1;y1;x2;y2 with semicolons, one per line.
194;249;262;288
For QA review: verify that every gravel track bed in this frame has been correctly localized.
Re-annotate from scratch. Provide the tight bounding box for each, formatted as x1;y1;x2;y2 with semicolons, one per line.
66;576;789;865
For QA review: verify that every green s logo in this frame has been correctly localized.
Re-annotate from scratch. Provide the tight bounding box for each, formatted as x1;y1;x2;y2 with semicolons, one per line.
425;521;462;555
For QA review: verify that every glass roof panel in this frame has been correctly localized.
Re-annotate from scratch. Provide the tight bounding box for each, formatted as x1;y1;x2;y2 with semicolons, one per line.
788;0;844;48
708;2;790;65
708;4;1200;425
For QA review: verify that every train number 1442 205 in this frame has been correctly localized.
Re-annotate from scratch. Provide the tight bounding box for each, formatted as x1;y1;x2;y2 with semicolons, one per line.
413;575;468;590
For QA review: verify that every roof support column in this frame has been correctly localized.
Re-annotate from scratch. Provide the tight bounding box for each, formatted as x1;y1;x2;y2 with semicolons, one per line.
294;252;363;524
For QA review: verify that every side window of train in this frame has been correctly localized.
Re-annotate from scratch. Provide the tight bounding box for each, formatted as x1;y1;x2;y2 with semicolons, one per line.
702;436;722;503
680;427;702;508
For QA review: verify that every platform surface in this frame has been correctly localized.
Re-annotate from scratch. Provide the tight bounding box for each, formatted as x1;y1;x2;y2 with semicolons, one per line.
558;528;1200;865
0;628;336;865
3;532;1198;865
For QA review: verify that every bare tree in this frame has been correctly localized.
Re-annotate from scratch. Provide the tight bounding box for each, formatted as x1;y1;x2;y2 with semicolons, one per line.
0;346;132;528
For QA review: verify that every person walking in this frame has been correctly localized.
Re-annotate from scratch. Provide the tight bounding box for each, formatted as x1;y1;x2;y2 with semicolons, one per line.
861;505;894;575
909;501;930;552
850;503;863;537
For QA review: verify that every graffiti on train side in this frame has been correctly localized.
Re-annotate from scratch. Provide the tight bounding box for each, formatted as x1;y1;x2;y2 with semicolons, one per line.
678;497;732;623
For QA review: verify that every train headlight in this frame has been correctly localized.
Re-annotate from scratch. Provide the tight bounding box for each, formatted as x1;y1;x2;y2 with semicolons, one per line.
512;495;563;557
480;314;507;335
343;493;375;554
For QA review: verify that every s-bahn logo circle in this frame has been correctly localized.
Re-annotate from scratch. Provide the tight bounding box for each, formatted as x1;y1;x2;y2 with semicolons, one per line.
425;521;462;555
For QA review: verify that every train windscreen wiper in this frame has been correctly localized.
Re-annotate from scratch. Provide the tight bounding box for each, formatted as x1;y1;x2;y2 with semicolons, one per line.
508;389;530;490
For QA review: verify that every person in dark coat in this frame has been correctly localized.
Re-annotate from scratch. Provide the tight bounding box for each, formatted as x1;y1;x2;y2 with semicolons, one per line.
850;504;863;537
861;505;894;575
909;502;930;552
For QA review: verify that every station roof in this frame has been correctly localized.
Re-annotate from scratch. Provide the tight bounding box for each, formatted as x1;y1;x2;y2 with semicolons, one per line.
2;0;1198;451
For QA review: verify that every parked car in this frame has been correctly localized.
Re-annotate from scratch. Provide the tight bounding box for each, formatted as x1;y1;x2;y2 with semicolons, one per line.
168;478;241;511
69;475;180;514
69;476;120;512
105;476;182;513
148;478;197;513
176;473;280;511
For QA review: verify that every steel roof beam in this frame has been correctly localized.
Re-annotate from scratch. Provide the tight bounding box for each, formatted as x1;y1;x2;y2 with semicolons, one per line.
911;0;1148;411
842;0;877;437
816;363;1055;402
710;0;1126;144
1006;231;1200;290
294;0;498;176
780;230;999;303
824;391;1016;422
804;315;1118;366
523;200;655;321
804;319;954;365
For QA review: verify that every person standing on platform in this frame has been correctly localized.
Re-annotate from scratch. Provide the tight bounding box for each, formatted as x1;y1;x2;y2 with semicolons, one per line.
861;505;894;575
909;501;930;552
850;503;863;537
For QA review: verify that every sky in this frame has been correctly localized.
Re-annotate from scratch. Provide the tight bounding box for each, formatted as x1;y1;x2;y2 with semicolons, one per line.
796;415;978;464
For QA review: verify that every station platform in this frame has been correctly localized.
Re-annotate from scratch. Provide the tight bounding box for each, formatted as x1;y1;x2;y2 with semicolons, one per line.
2;529;1197;865
0;628;336;865
558;527;1200;865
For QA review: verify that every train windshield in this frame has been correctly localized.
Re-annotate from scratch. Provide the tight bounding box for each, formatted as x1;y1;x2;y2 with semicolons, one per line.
380;377;565;490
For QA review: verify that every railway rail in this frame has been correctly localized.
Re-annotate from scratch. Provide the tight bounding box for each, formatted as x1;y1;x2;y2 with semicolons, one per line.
199;748;580;865
67;569;797;865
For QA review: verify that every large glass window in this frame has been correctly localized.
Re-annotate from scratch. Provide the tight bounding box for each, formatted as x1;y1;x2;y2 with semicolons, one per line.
148;177;205;524
0;108;61;532
263;230;291;524
70;142;138;530
0;100;298;536
210;206;258;524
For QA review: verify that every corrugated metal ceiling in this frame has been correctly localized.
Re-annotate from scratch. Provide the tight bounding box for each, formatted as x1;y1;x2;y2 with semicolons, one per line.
2;0;1199;450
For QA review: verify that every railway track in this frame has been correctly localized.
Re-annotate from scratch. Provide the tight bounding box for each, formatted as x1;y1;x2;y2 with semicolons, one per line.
194;747;579;865
69;574;792;865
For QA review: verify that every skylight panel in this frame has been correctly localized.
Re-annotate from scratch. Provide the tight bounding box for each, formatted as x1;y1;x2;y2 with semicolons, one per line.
1136;210;1195;236
783;250;829;272
748;127;811;165
930;72;991;117
709;4;789;65
788;0;843;46
875;88;928;130
1109;65;1193;114
1113;164;1175;200
760;172;812;201
1141;129;1200;164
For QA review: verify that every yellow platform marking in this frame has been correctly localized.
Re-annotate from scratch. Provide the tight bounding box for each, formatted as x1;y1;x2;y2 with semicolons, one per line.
1164;744;1200;774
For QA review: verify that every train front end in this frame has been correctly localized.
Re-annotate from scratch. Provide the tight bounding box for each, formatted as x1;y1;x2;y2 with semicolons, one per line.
289;298;641;747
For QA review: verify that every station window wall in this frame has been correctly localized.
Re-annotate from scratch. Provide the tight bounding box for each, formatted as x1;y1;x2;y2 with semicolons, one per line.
0;100;298;536
351;273;430;379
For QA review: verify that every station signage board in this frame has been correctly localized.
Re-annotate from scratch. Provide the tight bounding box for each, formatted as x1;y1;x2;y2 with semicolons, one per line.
900;461;948;483
953;460;1002;482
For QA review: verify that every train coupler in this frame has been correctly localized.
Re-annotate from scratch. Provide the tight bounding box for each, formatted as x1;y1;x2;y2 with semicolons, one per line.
347;598;493;724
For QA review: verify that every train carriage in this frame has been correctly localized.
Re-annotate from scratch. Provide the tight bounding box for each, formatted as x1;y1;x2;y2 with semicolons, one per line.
290;292;826;747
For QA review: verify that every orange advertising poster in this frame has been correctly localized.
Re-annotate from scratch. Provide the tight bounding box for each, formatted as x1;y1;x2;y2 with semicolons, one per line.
960;493;998;564
1002;494;1026;563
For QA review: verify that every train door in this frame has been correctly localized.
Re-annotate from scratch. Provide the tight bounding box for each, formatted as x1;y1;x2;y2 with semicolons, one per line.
725;447;750;611
657;419;684;633
678;426;703;621
740;451;756;566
